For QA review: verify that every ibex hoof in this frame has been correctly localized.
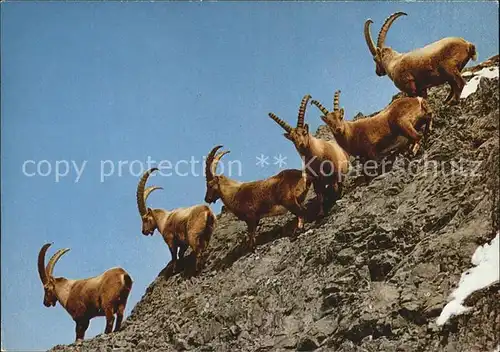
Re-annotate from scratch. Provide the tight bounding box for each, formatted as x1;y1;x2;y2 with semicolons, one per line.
411;143;420;156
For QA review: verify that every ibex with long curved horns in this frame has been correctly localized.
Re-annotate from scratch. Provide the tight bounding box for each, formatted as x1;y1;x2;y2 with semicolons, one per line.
136;168;216;273
311;90;433;160
204;145;311;249
38;243;133;342
365;12;477;104
269;94;349;216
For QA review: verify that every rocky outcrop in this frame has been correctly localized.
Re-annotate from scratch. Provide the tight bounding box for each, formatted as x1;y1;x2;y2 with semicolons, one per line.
51;59;499;352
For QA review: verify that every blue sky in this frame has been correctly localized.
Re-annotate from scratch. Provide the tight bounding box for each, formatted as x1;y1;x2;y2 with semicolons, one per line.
1;2;498;350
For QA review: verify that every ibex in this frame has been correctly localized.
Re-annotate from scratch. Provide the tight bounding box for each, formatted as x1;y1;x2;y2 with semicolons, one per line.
204;145;311;249
269;94;349;216
364;12;477;104
311;90;433;161
136;168;216;273
38;243;133;342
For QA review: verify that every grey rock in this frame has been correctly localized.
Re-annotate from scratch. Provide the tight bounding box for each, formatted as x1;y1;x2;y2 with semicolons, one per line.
296;336;319;351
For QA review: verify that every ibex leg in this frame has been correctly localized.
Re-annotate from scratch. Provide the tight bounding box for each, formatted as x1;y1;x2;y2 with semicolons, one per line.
194;235;208;274
441;66;465;104
313;180;325;217
75;319;89;342
246;220;258;250
178;242;188;262
444;84;455;104
286;200;307;232
114;303;126;332
450;68;466;103
104;307;115;334
398;120;423;156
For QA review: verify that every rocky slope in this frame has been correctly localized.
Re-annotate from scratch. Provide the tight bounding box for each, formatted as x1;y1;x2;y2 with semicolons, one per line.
51;58;499;352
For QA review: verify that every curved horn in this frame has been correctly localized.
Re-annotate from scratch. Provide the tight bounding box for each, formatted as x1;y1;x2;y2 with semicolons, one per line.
212;150;230;176
377;12;407;48
268;113;292;133
310;100;330;115
136;168;159;216
206;145;223;181
46;248;70;278
364;19;377;56
38;243;52;284
297;94;311;128
333;90;341;111
144;186;163;202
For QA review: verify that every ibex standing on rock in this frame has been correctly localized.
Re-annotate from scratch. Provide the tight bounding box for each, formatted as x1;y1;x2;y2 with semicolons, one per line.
364;12;477;104
269;94;349;216
136;168;217;273
38;243;133;342
204;145;311;249
311;90;433;160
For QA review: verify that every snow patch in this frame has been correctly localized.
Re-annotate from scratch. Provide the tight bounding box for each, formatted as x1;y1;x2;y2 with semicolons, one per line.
436;233;499;326
460;66;499;99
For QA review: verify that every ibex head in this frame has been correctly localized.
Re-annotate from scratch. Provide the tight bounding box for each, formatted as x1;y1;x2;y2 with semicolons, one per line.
204;145;230;204
311;90;345;135
364;12;407;76
268;94;312;153
38;243;70;307
136;168;163;236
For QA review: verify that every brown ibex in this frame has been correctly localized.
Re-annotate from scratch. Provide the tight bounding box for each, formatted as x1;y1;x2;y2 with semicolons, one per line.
269;94;349;216
364;12;477;104
311;90;433;161
136;168;216;273
38;243;133;342
204;145;311;249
